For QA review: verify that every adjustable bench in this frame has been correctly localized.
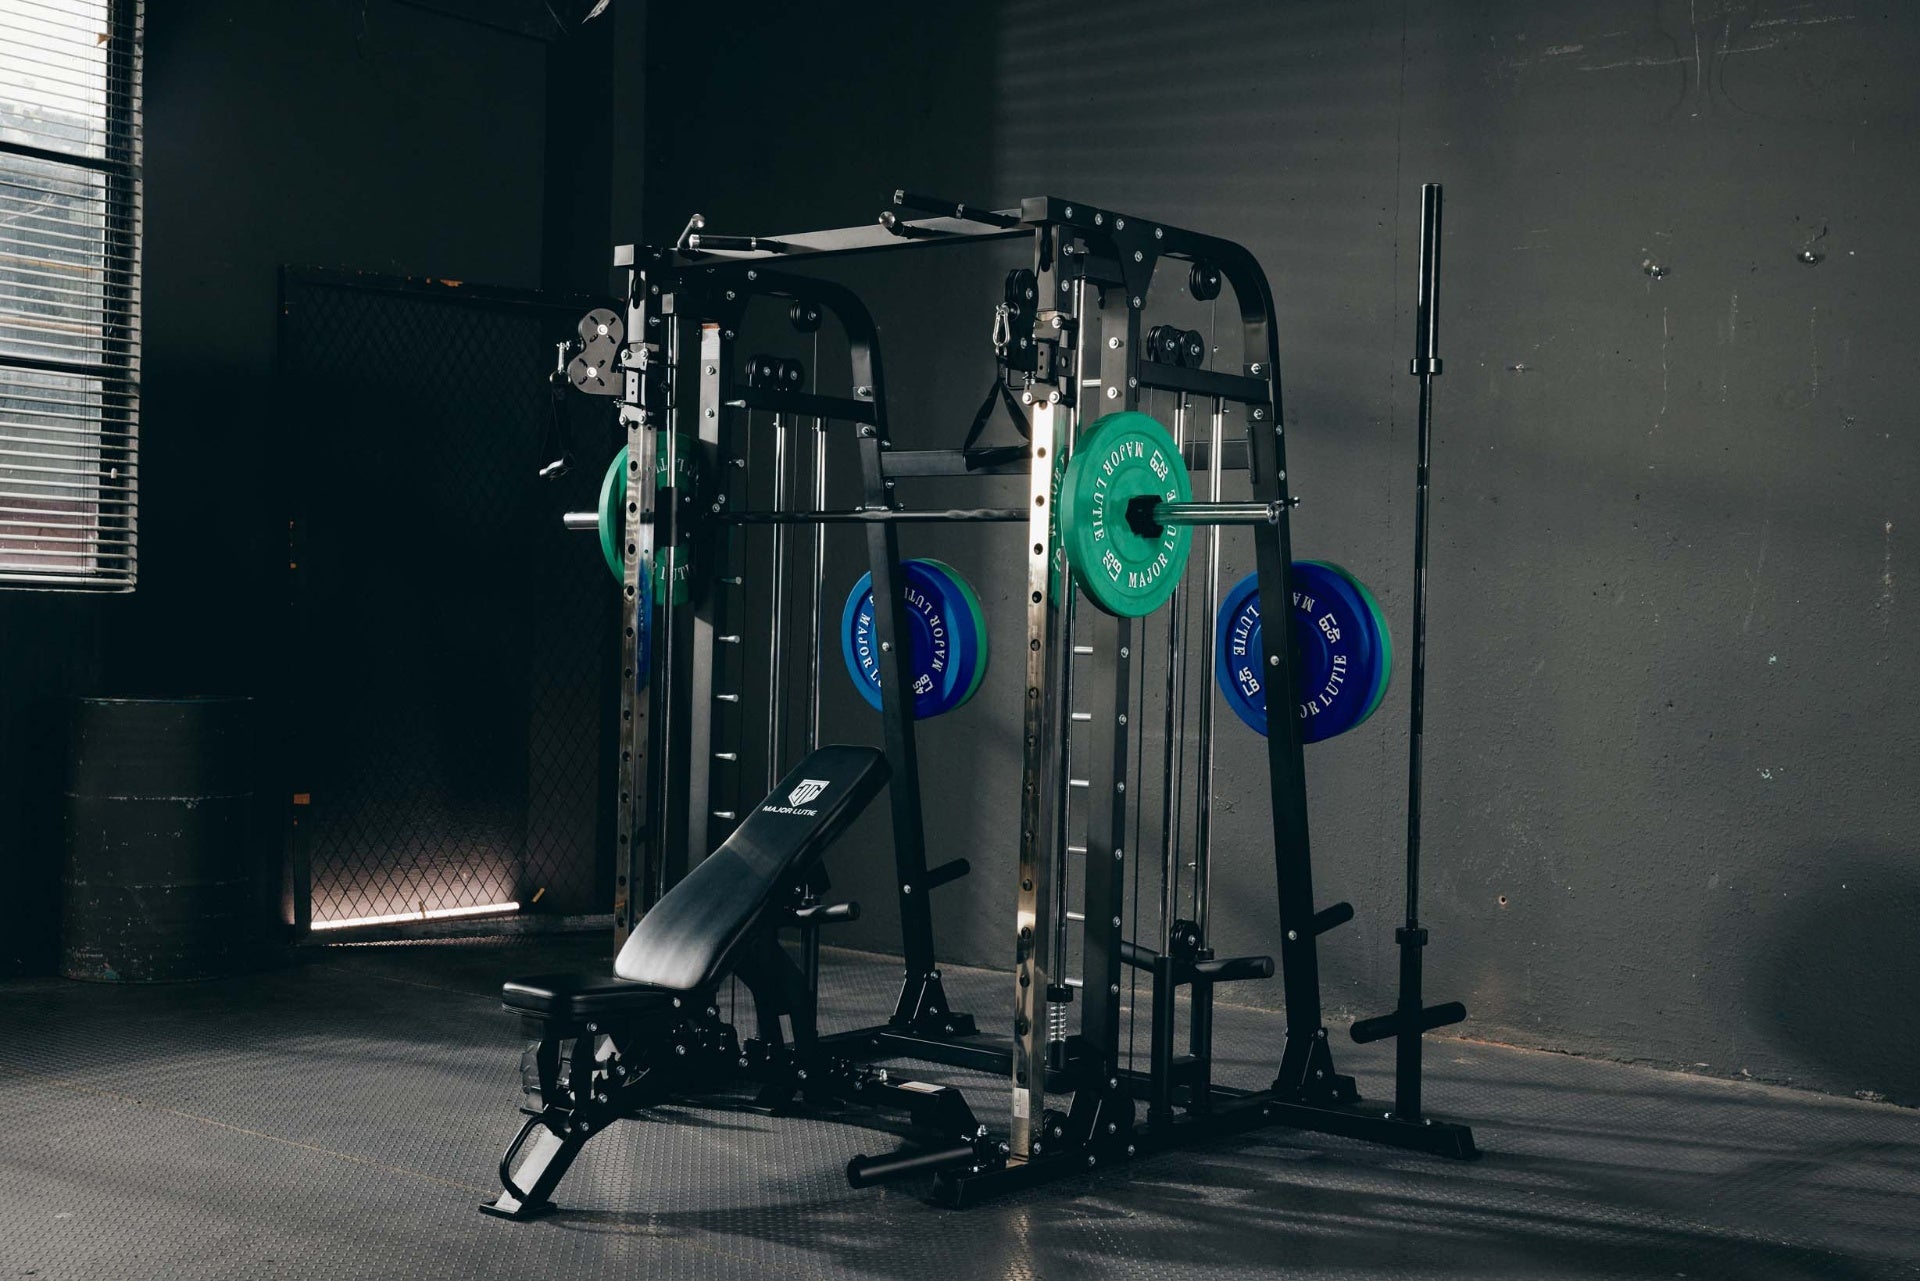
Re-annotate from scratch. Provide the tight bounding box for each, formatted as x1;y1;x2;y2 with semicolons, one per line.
481;744;890;1219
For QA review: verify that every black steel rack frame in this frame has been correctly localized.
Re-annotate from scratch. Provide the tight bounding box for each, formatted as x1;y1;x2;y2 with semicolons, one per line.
586;191;1474;1203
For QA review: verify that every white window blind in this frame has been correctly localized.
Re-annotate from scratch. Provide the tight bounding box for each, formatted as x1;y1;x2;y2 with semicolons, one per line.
0;0;140;590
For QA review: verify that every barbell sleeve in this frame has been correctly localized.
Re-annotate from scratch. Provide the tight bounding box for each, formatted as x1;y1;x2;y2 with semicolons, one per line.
562;511;598;532
1151;499;1287;526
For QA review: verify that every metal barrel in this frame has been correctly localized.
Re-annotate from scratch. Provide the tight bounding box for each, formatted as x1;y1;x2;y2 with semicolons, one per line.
62;697;261;983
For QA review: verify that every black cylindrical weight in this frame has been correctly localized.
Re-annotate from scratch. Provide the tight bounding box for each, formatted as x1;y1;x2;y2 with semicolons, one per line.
62;697;263;983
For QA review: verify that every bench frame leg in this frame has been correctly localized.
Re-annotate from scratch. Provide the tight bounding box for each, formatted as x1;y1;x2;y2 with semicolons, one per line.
482;1005;733;1219
481;1114;588;1220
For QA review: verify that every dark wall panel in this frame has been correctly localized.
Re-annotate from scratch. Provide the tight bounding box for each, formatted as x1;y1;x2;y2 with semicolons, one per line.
0;1;554;973
282;274;613;924
129;0;547;694
643;0;1920;1102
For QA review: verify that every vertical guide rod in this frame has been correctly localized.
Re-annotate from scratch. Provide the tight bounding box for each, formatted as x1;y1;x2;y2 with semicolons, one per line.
1397;182;1444;1119
1187;395;1226;1092
767;414;791;789
806;333;827;753
802;408;826;994
1192;396;1225;930
806;414;827;750
1158;394;1190;943
1048;583;1077;1071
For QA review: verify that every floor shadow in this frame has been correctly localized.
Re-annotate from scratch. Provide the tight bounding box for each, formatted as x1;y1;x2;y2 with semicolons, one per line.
1757;844;1920;1106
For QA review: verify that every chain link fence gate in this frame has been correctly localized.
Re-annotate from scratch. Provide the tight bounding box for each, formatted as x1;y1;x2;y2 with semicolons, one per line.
279;268;616;935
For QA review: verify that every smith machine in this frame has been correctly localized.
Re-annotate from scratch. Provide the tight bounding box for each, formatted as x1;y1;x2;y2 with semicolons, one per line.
497;187;1473;1214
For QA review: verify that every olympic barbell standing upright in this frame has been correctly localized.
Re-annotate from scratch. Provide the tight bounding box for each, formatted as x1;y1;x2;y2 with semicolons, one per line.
1348;182;1470;1114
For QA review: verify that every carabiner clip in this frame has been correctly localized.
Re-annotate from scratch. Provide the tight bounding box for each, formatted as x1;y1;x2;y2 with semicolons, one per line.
990;301;1012;358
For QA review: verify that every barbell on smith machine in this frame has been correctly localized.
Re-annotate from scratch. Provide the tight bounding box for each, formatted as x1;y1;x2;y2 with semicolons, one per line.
707;498;1288;526
563;499;1286;529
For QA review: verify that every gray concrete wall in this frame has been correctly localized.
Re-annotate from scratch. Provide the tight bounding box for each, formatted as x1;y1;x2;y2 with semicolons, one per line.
644;0;1920;1104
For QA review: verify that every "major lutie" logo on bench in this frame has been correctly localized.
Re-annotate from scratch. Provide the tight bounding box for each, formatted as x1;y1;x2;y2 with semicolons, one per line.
763;777;833;816
787;779;830;807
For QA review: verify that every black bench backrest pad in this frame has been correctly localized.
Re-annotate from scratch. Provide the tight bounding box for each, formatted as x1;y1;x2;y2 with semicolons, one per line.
613;745;889;991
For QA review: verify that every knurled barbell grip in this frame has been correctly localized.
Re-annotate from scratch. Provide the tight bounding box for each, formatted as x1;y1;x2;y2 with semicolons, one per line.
715;507;1028;524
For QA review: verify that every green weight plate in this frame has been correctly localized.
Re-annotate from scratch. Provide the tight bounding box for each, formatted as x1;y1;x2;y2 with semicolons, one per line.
1047;447;1065;602
653;544;689;606
599;442;697;595
598;446;628;582
1058;411;1192;618
657;433;697;489
920;558;991;707
1344;564;1394;724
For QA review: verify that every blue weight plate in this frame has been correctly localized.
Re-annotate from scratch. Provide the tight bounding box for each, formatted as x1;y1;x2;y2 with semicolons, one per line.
1214;572;1268;735
842;560;966;717
913;558;987;710
840;560;966;718
912;559;976;714
907;560;977;715
1292;561;1383;741
1214;563;1385;743
1303;559;1392;734
902;559;973;713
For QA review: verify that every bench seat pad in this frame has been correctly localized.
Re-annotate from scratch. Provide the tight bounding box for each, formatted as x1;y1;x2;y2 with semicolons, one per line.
499;745;889;1016
501;973;675;1021
614;746;889;991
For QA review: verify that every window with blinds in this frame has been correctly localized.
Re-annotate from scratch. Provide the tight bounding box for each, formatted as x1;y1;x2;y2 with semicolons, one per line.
0;0;140;590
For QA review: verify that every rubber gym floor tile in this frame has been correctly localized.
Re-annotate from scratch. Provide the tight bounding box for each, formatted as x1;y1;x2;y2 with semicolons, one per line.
0;938;1914;1280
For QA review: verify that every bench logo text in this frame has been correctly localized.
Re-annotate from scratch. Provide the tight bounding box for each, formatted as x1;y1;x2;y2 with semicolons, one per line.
765;778;832;815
